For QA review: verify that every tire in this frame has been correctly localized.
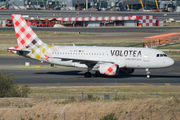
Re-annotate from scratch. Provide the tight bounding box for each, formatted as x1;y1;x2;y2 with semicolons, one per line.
84;72;92;78
95;71;102;77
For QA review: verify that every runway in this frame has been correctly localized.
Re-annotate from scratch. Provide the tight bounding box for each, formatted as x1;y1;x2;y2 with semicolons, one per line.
1;27;180;33
0;57;180;87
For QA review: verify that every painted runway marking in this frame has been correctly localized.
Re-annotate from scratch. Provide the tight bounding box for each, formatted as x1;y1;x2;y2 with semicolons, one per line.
139;83;153;86
112;83;134;86
35;65;43;68
169;72;180;74
165;83;171;86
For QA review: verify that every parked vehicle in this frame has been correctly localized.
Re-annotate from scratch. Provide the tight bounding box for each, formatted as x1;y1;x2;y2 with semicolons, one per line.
5;19;13;27
5;19;55;27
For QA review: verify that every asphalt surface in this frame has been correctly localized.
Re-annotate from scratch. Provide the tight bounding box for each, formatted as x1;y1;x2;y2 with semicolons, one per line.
1;27;180;33
1;10;180;20
0;57;180;87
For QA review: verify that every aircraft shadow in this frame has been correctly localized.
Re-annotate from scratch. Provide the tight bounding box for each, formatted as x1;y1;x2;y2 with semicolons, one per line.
118;74;180;79
36;70;180;79
36;70;83;76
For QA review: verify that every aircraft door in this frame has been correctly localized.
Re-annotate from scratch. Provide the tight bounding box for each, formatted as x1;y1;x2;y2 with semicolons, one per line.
143;50;150;62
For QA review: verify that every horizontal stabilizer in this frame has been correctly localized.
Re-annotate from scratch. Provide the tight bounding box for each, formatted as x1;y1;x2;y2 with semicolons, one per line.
7;48;31;52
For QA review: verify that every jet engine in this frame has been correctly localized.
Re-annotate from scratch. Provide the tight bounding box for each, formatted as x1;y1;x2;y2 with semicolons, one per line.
98;64;119;76
119;68;135;74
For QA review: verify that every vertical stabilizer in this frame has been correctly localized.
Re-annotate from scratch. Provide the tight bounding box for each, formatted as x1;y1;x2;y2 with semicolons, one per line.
12;14;46;49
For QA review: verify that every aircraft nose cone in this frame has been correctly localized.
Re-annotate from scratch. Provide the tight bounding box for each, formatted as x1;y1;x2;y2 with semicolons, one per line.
167;58;174;67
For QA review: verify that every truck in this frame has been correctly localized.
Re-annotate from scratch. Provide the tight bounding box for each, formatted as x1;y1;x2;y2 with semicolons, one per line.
37;20;55;27
5;19;13;27
5;19;55;27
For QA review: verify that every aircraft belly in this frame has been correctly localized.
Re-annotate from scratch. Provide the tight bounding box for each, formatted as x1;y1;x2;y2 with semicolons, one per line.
48;58;73;67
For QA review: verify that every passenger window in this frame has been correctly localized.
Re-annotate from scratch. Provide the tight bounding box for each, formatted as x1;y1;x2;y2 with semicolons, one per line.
160;54;163;57
157;54;159;57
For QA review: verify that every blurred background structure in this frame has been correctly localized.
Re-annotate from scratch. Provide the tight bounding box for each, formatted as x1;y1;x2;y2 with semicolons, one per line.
0;0;180;12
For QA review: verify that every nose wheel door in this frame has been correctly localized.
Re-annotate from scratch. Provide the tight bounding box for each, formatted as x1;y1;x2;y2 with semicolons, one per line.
143;50;150;62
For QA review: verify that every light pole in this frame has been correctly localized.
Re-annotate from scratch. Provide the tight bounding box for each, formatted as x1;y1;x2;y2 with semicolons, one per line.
86;0;88;10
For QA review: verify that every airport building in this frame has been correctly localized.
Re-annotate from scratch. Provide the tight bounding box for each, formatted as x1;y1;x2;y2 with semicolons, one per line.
0;0;180;11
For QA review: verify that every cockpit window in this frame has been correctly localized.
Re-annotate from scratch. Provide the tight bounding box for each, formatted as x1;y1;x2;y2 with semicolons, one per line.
163;54;167;57
156;54;167;57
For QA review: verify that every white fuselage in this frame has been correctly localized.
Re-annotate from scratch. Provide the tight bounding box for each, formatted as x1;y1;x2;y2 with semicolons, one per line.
45;46;174;69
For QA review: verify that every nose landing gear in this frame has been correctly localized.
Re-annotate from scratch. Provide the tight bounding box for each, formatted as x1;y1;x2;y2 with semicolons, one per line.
146;68;151;78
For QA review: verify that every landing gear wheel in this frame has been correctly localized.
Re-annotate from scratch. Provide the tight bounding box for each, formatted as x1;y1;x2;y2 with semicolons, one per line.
95;71;102;77
84;72;92;78
145;68;151;79
147;74;151;79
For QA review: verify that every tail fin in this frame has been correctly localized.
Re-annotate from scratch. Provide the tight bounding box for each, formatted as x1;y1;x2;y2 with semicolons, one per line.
12;14;46;49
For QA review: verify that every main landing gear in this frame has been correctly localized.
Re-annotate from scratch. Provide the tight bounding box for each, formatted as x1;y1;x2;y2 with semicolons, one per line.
95;71;102;77
146;68;150;79
84;71;102;78
84;67;92;78
84;72;92;77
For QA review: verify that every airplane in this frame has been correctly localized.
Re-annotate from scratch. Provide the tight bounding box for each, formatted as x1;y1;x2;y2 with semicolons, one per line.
8;14;174;78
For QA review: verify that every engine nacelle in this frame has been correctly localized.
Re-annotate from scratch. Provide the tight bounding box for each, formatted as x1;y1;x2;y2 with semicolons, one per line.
119;68;135;74
98;64;119;76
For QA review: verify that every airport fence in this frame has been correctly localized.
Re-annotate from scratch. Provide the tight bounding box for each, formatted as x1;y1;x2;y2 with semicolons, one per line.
29;91;180;100
0;109;180;120
1;92;180;120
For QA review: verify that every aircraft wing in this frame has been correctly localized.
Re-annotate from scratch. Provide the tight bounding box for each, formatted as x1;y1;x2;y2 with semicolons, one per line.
56;57;110;62
52;57;122;68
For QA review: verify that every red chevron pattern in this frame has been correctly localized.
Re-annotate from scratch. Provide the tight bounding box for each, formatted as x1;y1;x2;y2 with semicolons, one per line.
104;64;117;75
